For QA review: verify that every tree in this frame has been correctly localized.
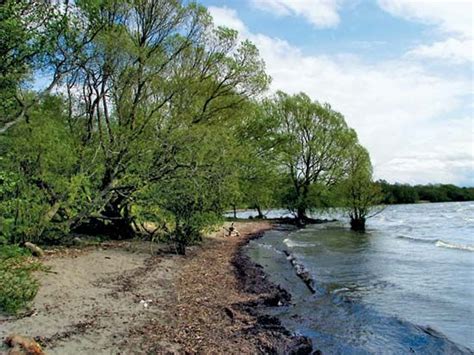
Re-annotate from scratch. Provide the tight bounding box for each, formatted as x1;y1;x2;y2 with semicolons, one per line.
62;0;269;237
338;145;383;232
0;0;270;248
266;92;357;224
0;0;70;134
236;103;282;218
0;95;81;243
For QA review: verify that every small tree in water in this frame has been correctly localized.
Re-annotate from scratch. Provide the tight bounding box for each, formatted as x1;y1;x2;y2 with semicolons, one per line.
339;145;384;232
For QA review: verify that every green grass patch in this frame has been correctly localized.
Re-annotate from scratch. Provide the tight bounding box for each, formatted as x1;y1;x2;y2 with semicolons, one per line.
0;245;46;314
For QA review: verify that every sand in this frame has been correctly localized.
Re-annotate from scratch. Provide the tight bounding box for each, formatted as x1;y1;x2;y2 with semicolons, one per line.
0;243;176;354
1;221;312;354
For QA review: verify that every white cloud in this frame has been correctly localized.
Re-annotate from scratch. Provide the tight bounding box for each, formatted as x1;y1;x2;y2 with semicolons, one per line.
407;38;473;64
377;118;474;184
249;0;341;28
379;0;473;64
208;6;474;185
208;6;247;33
378;0;473;38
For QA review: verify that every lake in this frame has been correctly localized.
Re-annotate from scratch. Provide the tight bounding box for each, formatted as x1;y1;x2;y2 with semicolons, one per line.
242;202;474;353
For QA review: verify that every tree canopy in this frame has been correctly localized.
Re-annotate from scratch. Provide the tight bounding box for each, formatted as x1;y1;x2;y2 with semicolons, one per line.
2;0;469;250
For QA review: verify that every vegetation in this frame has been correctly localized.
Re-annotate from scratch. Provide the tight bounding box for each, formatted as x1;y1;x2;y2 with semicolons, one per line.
263;92;358;224
335;145;384;231
377;181;474;205
0;245;44;314
1;0;471;261
0;0;269;254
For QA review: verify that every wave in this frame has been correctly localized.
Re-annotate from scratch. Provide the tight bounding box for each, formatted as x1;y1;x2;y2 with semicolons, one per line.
435;240;474;252
283;238;316;248
397;235;474;252
397;235;436;243
255;242;284;254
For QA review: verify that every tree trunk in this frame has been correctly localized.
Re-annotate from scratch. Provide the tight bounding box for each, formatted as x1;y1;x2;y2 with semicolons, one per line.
350;217;366;232
296;182;310;225
256;205;264;219
232;204;237;219
71;195;136;239
296;206;307;226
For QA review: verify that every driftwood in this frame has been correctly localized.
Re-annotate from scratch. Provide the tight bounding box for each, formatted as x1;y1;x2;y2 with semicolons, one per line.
24;242;44;257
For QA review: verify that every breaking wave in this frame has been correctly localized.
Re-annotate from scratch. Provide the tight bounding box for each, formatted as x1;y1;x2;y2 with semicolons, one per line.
397;235;474;252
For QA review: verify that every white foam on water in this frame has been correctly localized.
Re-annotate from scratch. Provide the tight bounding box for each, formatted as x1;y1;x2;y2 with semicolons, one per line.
397;235;474;252
397;235;434;243
256;243;283;254
435;240;474;252
283;238;316;248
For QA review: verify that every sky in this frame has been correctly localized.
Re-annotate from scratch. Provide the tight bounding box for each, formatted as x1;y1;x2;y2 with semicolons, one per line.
200;0;474;186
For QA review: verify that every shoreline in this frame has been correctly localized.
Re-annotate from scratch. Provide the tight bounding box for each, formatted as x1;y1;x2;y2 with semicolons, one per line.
125;220;314;353
1;220;318;354
248;219;474;354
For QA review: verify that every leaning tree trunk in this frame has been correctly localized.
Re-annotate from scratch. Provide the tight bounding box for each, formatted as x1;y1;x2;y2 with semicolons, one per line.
72;194;136;240
256;205;264;219
350;217;366;232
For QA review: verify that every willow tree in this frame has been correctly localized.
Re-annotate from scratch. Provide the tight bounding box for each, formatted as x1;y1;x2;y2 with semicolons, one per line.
266;92;357;224
339;145;384;232
235;102;283;218
0;0;69;133
0;0;270;242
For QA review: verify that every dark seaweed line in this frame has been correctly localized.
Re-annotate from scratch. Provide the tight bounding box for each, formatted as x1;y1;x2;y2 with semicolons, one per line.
231;229;317;355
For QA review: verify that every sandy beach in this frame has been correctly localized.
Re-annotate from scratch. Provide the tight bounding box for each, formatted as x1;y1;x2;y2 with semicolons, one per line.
1;221;312;354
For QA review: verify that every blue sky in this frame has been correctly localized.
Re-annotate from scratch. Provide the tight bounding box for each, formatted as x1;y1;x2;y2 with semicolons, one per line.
201;0;473;186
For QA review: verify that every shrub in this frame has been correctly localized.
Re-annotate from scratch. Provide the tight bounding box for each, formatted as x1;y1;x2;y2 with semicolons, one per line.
0;245;44;314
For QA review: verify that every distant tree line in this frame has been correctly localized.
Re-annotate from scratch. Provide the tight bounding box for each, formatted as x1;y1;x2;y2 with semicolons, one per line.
376;181;474;204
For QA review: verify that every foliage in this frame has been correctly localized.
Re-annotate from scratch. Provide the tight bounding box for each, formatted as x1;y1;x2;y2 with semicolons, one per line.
335;145;384;231
0;0;269;251
0;245;44;314
235;103;283;217
264;91;358;222
0;96;83;243
377;181;474;204
0;0;67;131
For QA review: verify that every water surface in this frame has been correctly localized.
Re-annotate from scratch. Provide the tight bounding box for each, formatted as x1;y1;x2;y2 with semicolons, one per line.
244;202;474;353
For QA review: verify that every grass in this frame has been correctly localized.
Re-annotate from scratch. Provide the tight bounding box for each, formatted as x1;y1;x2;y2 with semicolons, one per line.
0;245;45;314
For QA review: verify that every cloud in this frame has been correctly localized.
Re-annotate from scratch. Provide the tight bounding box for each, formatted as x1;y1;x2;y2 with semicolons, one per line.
208;6;473;185
406;38;473;64
207;6;247;33
248;0;341;28
378;0;473;64
377;0;472;38
377;117;474;184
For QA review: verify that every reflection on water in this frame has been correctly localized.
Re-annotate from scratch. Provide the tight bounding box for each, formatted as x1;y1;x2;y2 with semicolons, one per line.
246;202;474;353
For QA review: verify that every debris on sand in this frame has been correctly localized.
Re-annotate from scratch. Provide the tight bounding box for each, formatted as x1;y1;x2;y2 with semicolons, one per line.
4;334;43;355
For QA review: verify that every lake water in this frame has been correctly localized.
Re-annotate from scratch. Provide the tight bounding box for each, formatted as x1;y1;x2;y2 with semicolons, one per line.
242;202;474;353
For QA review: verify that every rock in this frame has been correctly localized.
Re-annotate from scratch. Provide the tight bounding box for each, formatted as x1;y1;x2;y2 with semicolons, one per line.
24;242;44;257
256;314;281;327
231;229;241;237
224;223;241;237
72;237;83;246
4;334;44;355
287;335;313;355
